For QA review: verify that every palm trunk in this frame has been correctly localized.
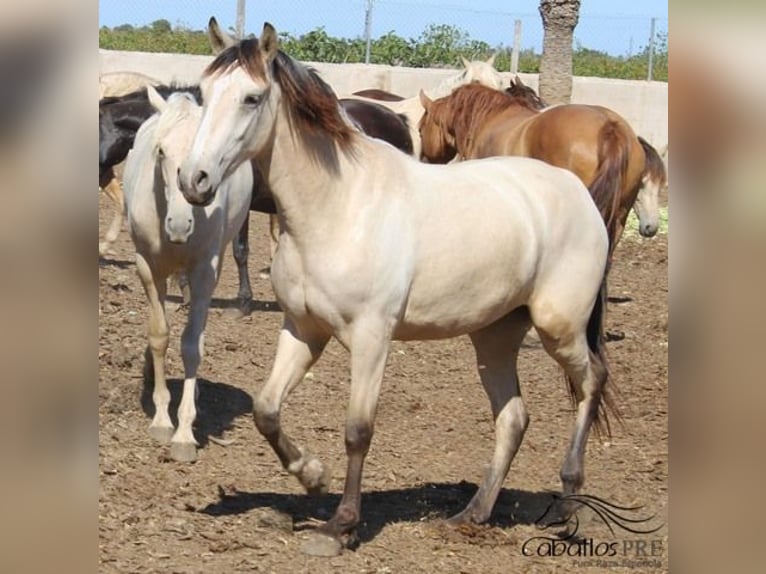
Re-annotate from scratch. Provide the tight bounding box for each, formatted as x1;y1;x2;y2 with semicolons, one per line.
539;0;581;105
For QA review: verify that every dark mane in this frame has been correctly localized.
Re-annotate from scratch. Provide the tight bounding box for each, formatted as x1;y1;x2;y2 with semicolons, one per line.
638;136;668;186
205;39;357;159
431;84;528;154
99;83;202;107
505;84;547;111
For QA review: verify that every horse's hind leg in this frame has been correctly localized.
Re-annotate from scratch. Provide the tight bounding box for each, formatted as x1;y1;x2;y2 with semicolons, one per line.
170;262;218;462
449;308;531;525
135;253;173;444
253;317;331;492
231;215;252;314
99;176;124;256
531;303;608;498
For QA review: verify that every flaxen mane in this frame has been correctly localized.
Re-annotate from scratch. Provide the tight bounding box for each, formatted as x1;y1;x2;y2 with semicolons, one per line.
204;38;357;159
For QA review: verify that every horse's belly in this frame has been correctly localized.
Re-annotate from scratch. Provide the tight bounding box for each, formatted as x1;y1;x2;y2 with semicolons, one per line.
394;261;534;340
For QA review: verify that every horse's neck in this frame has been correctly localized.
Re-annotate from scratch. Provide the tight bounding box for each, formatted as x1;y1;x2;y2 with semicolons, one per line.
261;110;356;237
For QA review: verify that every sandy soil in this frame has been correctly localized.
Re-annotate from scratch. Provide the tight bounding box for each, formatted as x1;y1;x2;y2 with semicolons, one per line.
99;189;668;573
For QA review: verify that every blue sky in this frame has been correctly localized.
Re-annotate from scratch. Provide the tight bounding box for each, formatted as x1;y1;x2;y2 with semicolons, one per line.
98;0;668;56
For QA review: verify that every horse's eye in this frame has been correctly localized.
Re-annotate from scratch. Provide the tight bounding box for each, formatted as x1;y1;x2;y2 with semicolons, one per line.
243;94;262;107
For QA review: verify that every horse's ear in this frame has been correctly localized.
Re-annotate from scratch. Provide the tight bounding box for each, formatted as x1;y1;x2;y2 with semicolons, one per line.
514;74;524;87
146;85;167;113
460;56;470;69
261;22;278;63
207;17;237;54
486;52;497;67
419;89;433;111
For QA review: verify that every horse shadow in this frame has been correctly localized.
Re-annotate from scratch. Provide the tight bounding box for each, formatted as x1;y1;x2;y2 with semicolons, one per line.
140;376;253;448
99;256;134;269
198;481;558;544
165;294;282;315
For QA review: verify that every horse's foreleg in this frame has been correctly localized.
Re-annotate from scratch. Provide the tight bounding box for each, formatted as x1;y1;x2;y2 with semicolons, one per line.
449;309;531;525
308;318;392;554
135;253;173;444
231;215;252;314
253;317;330;491
170;262;217;462
99;177;124;256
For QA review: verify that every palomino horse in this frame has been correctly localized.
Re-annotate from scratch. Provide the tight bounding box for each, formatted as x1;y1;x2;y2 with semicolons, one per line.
99;85;275;312
634;136;668;237
505;76;667;239
122;87;253;461
178;25;616;555
419;83;646;260
347;54;504;158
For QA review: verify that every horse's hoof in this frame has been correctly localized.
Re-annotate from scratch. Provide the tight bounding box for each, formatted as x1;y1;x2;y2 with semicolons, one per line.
148;425;174;445
300;457;331;495
169;441;198;463
301;533;343;557
99;242;116;257
223;306;245;320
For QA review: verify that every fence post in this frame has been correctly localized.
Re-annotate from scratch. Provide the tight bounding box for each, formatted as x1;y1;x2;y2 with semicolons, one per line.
364;0;374;64
510;19;522;73
236;0;246;39
647;16;656;82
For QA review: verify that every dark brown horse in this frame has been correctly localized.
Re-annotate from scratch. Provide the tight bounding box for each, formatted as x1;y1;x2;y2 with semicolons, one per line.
419;83;646;259
351;88;404;101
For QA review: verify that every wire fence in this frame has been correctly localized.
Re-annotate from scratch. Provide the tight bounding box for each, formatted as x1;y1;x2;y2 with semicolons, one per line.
99;0;668;79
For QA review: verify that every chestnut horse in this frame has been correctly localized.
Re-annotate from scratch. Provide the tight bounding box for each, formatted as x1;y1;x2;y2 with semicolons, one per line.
419;83;646;259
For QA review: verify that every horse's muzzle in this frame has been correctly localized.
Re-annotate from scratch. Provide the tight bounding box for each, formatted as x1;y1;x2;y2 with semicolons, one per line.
178;167;216;207
165;215;194;244
639;223;658;238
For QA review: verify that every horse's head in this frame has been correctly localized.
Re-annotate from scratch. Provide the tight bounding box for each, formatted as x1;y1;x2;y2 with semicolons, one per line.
505;76;547;111
418;90;458;164
459;54;503;90
633;137;668;238
147;87;203;243
179;23;281;206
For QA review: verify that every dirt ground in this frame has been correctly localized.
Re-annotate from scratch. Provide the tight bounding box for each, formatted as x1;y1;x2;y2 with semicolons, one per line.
99;190;668;573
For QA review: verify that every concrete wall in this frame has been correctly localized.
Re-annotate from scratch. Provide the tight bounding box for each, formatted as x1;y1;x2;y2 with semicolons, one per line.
99;49;667;149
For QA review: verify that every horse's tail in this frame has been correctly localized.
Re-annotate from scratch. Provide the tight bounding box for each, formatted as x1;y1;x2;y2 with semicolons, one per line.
574;274;621;439
589;120;632;258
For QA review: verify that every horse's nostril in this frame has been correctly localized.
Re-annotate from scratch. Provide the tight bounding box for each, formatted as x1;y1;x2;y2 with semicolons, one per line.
193;170;209;191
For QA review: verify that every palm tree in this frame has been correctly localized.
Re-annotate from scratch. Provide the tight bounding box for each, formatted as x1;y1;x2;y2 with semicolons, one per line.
538;0;581;104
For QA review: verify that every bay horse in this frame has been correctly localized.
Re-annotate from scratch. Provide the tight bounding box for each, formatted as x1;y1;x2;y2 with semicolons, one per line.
419;83;646;260
178;25;616;555
122;87;253;461
505;75;667;238
351;88;404;101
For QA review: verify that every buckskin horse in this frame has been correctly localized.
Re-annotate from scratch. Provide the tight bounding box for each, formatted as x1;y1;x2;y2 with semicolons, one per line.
178;24;616;556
